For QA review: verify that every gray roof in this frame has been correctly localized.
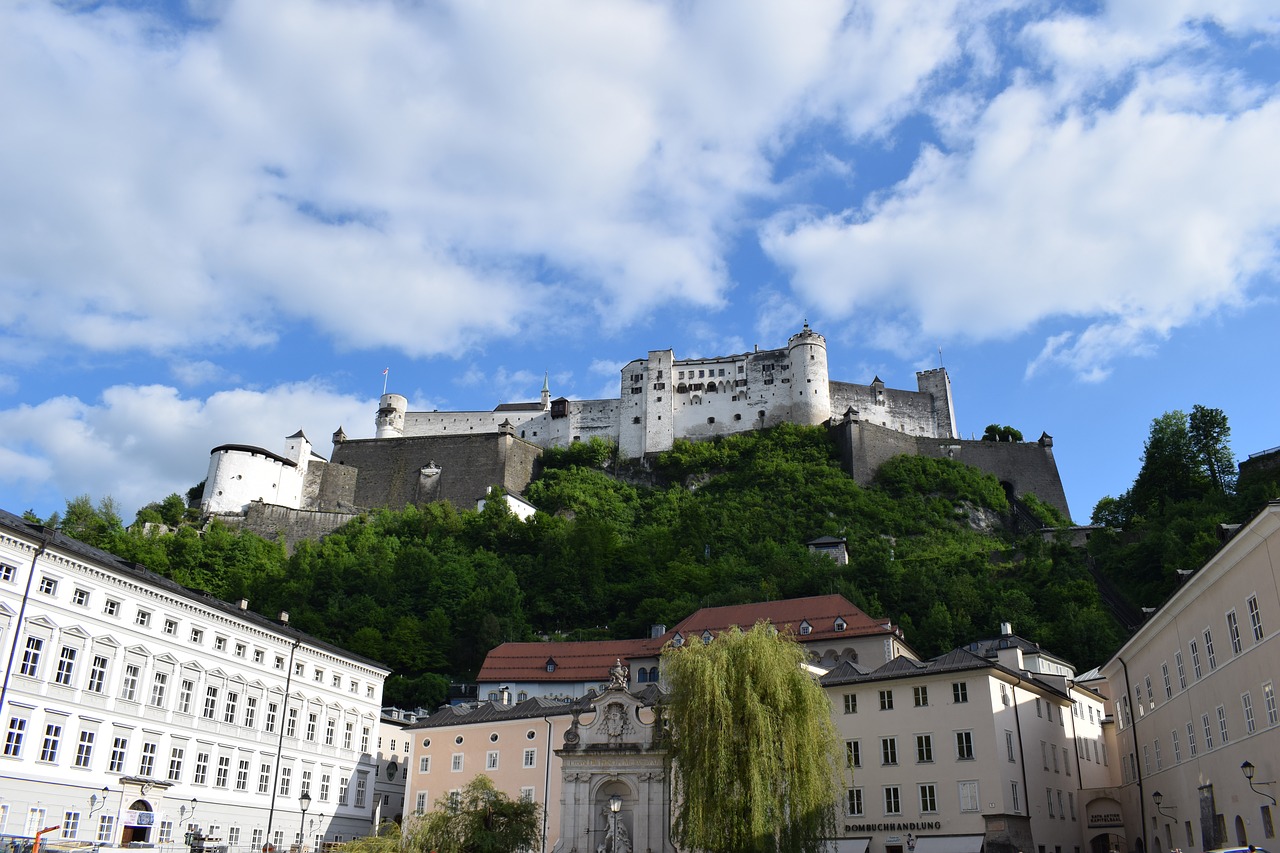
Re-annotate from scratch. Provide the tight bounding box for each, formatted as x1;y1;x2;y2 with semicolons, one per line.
407;685;667;730
820;646;1071;701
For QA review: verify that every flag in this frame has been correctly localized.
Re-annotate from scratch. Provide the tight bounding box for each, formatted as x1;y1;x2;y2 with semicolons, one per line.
382;368;388;375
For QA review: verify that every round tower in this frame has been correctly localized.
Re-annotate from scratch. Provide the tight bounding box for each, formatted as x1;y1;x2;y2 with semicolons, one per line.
787;322;831;425
375;393;407;439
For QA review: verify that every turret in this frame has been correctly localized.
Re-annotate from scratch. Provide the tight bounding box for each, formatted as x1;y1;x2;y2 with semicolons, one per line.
915;368;958;439
787;323;830;426
375;393;407;438
541;372;551;412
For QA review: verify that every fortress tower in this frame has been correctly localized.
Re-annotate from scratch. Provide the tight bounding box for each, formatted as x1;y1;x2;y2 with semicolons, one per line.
787;322;831;426
375;393;407;439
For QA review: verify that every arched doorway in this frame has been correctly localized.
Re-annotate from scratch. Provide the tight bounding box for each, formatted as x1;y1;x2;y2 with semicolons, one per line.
1089;832;1125;853
1235;815;1247;846
121;799;154;845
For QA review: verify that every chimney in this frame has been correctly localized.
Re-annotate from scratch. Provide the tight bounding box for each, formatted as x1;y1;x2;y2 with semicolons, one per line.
239;599;249;611
1000;621;1012;637
650;624;667;639
279;611;290;624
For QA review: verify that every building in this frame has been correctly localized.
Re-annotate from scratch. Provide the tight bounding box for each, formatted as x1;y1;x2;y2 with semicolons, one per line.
1088;500;1280;853
198;325;1070;544
0;508;389;851
820;626;1110;853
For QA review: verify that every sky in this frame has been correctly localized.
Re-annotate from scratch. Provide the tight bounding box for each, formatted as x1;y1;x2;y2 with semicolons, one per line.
1;0;1278;526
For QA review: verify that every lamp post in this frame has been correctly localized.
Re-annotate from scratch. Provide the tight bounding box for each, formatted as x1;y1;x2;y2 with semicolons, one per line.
298;791;312;852
1152;791;1176;819
1242;761;1278;806
608;795;621;853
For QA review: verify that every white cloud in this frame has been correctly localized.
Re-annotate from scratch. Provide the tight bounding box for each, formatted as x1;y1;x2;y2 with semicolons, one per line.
0;383;374;521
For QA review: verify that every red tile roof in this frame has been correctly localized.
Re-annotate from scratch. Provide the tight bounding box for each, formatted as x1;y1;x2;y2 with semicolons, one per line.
476;595;896;684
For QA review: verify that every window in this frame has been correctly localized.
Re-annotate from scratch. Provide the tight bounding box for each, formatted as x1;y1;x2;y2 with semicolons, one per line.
846;788;864;817
120;664;140;701
139;742;157;776
223;692;239;724
523;748;537;768
234;643;246;658
168;747;184;781
190;628;204;644
214;637;227;652
267;703;279;734
1005;730;1015;762
73;588;90;606
0;562;14;581
97;816;116;844
1190;640;1202;679
1244;693;1257;734
959;781;980;812
919;784;938;813
361;726;370;752
259;764;272;794
1052;743;1060;772
419;756;431;773
883;786;901;815
1217;704;1229;744
1228;611;1243;654
1036;697;1042;717
1154;738;1162;770
953;682;968;703
150;672;168;708
236;759;250;790
416;793;428;814
956;731;974;760
1172;728;1182;763
323;718;334;745
1176;651;1187;689
203;686;218;719
135;609;151;628
55;647;77;686
86;655;108;693
343;722;353;749
227;828;239;845
913;686;928;707
1063;746;1071;776
486;751;499;770
1205;628;1217;670
244;696;257;728
320;774;331;801
879;690;894;711
163;619;177;636
287;708;299;738
1249;595;1264;641
40;723;62;763
39;576;58;595
109;737;128;771
1203;713;1214;749
451;753;463;772
916;734;933;763
306;713;317;742
1162;663;1172;699
61;811;80;840
354;774;367;809
845;740;861;768
843;694;857;714
332;673;341;687
20;637;43;677
880;737;897;765
294;662;304;677
1187;721;1198;756
1047;787;1055;818
274;656;285;670
75;731;95;768
216;755;230;787
1265;681;1278;725
193;752;209;784
103;599;119;617
278;766;292;797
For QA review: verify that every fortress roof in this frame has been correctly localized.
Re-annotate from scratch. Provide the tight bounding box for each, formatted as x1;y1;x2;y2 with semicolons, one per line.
209;443;296;467
494;401;543;412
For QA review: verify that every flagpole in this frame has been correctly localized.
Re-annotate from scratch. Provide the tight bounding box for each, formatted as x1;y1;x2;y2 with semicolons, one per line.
382;368;389;395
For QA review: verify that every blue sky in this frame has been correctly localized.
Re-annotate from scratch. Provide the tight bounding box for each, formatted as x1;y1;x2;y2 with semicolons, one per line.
1;0;1278;524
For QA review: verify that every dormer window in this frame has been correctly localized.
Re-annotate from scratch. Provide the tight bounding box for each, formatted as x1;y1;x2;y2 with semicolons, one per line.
834;618;847;632
671;633;684;647
545;658;557;673
701;631;713;645
799;620;812;636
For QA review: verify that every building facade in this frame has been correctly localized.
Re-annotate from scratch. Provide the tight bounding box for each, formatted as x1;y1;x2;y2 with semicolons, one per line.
0;509;389;852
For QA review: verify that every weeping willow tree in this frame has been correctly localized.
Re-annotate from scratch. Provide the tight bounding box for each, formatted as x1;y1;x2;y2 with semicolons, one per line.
662;621;841;853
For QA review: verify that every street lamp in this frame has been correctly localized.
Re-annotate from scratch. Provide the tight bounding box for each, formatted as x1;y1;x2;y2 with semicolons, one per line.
608;795;622;853
299;791;312;852
1152;791;1176;819
1242;761;1278;806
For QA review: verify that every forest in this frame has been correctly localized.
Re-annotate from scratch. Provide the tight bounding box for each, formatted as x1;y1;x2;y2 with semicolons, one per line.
30;406;1279;711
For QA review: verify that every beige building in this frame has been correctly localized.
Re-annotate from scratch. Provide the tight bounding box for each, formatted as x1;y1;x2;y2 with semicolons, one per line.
1091;500;1280;853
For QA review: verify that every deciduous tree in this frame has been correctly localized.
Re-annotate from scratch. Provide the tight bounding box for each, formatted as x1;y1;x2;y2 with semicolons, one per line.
663;622;840;853
418;775;540;853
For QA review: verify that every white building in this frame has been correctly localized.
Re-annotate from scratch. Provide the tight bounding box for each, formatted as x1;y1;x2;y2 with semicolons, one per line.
1091;499;1280;853
0;508;389;852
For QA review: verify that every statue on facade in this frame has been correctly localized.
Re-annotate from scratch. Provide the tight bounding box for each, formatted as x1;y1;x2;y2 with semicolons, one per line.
609;658;628;690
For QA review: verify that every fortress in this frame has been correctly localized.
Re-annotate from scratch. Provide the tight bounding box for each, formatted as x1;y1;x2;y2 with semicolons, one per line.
200;325;1070;544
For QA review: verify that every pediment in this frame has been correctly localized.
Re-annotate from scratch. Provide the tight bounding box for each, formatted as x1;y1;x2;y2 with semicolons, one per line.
154;653;180;666
61;626;91;640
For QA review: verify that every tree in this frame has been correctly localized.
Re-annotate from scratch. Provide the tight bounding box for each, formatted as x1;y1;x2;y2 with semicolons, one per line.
419;775;540;853
981;424;1023;442
1188;404;1235;494
662;622;840;853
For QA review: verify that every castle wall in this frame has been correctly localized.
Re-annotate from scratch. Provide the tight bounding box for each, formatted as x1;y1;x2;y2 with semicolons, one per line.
830;381;949;438
303;459;359;512
830;419;1072;521
213;500;359;553
399;407;544;437
201;446;304;514
331;432;543;510
543;399;622;448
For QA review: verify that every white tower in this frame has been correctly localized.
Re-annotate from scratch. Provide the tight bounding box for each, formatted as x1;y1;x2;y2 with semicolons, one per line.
787;322;831;425
375;394;407;438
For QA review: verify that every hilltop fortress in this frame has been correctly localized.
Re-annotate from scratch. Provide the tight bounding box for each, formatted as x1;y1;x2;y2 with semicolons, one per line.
201;325;1069;543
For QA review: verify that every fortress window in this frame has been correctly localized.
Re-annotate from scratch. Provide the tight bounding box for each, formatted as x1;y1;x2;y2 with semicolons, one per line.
656;397;662;402
764;378;774;385
631;387;642;395
758;411;765;419
733;414;742;421
657;370;663;379
718;369;725;376
738;365;744;373
632;417;641;424
707;417;715;425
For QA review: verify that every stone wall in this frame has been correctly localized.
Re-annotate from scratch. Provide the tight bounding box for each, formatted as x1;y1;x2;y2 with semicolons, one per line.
830;419;1072;521
213;501;358;552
